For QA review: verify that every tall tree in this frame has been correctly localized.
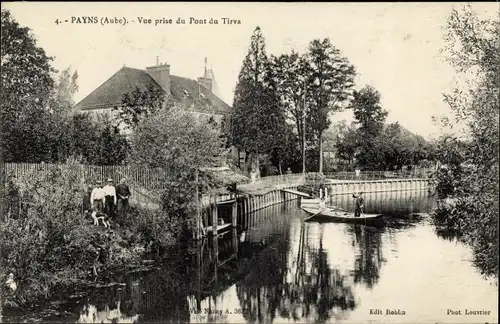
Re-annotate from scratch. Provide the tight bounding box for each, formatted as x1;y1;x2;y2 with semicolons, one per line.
306;38;356;173
231;27;286;174
47;67;80;161
1;9;56;162
352;85;388;169
272;52;312;162
433;4;499;278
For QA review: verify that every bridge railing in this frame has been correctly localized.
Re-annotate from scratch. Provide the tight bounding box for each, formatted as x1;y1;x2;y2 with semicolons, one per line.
323;170;431;181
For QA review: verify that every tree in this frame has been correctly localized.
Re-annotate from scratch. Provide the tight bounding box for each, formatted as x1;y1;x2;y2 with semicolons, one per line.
130;104;226;214
1;9;56;162
93;114;130;165
231;27;287;174
433;5;499;278
45;67;81;161
334;120;358;165
272;52;311;162
115;84;170;131
269;123;301;174
305;38;356;173
351;85;388;169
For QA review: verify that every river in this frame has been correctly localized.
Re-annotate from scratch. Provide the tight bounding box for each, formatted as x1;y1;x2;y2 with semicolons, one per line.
2;190;498;323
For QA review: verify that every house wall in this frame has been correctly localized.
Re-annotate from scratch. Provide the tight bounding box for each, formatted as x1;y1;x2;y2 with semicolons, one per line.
80;107;130;135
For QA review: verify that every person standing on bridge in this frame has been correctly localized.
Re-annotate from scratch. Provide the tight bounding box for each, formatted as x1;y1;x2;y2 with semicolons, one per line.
352;191;364;217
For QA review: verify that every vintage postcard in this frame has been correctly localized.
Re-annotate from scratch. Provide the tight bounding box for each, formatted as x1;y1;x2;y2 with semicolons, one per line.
1;2;498;324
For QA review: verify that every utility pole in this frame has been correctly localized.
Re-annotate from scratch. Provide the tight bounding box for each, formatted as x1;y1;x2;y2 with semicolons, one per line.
302;80;306;175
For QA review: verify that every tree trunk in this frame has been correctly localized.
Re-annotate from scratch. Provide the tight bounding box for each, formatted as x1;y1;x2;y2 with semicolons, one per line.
244;150;250;175
319;132;324;174
255;150;260;178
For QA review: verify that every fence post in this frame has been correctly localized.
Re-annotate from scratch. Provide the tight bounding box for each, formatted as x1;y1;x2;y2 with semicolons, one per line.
231;193;237;228
212;195;218;236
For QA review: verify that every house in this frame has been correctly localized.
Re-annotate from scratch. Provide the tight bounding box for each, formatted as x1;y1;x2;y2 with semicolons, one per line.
74;57;241;164
75;57;230;127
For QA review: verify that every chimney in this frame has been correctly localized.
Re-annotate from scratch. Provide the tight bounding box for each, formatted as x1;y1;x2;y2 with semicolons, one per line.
146;59;170;95
197;77;212;93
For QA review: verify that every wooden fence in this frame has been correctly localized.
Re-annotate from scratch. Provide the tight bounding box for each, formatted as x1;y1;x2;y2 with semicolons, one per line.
1;162;168;190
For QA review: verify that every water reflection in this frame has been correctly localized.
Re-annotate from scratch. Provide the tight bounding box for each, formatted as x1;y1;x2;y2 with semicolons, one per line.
3;190;498;324
350;225;383;288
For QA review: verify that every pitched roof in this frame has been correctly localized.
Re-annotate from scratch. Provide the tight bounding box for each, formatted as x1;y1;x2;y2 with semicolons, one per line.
75;66;231;114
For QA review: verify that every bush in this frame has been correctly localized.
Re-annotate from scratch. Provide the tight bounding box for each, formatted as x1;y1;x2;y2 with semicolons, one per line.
123;206;183;253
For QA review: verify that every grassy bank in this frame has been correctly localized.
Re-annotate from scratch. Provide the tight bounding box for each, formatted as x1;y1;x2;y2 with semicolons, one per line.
0;164;184;310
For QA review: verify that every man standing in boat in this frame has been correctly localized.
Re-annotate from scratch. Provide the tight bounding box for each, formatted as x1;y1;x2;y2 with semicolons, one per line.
352;191;364;217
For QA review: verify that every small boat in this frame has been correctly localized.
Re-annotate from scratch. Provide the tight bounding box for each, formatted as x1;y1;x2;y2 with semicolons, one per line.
302;207;384;225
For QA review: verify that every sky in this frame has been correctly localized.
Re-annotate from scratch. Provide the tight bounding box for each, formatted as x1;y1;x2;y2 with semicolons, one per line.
4;2;498;140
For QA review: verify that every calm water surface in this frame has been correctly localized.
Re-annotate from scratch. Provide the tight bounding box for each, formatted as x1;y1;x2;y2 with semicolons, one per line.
2;190;498;323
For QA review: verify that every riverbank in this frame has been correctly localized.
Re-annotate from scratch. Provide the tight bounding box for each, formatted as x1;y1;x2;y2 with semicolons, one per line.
3;193;497;324
0;204;184;312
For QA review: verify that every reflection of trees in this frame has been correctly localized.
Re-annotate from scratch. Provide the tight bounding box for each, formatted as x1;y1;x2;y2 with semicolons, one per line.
235;223;356;323
66;260;191;324
351;225;383;288
136;262;191;323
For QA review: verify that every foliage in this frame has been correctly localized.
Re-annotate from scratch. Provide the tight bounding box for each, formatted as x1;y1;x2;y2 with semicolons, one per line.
115;84;171;131
432;5;499;278
271;52;312;160
333;120;358;163
0;161;132;306
122;207;183;254
269;123;302;174
340;83;431;171
1;10;129;165
352;85;387;139
48;68;129;165
351;85;388;169
230;27;288;173
0;160;182;308
55;113;129;165
271;39;356;174
0;9;57;162
129;104;226;215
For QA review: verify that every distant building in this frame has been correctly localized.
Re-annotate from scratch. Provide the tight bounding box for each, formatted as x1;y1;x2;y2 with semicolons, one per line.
75;57;230;128
74;57;240;164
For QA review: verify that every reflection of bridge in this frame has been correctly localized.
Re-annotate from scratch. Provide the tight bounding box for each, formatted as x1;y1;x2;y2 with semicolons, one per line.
192;207;292;306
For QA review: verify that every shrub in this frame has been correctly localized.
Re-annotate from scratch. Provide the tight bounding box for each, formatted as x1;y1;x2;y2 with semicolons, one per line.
123;206;183;254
